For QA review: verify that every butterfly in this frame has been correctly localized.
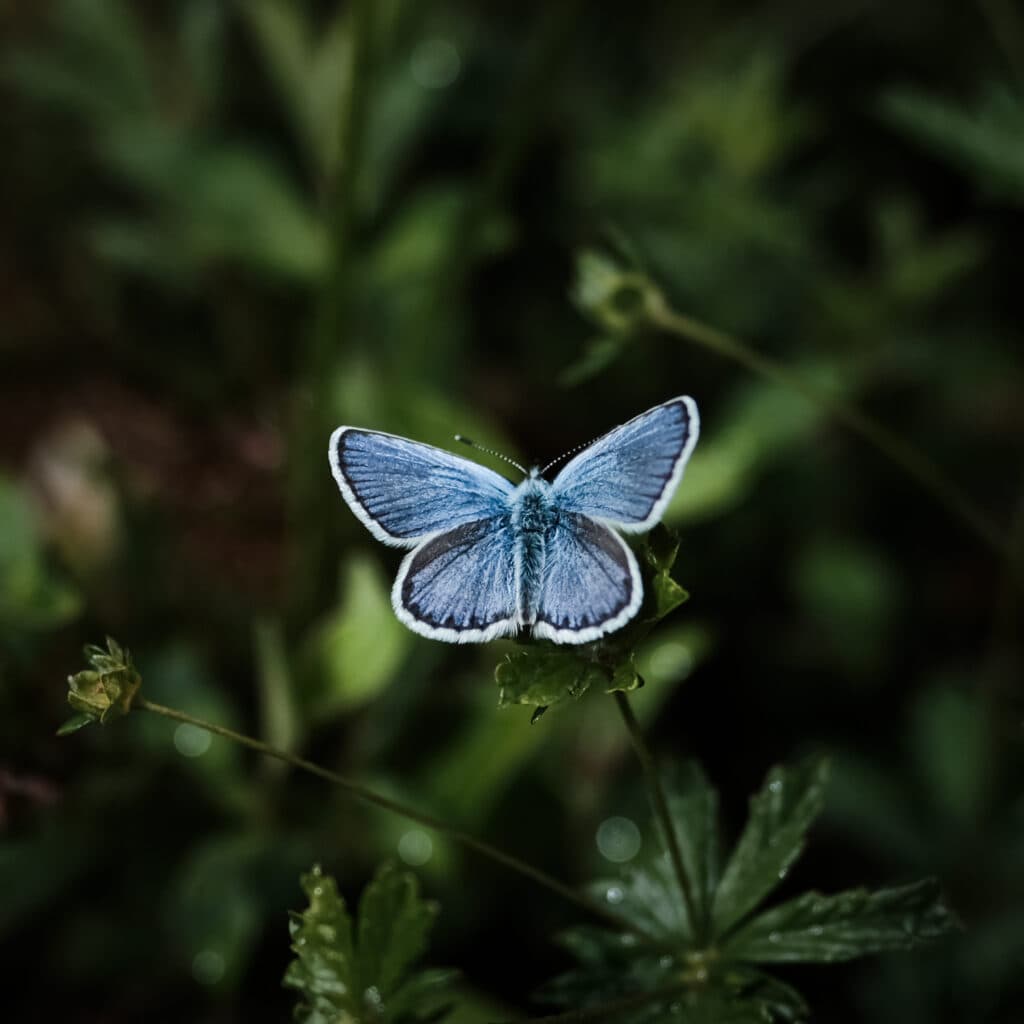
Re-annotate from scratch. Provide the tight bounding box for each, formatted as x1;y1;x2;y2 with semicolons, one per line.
328;396;699;644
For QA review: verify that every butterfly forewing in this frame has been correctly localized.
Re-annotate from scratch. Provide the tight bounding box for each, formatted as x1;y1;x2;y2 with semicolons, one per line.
330;427;514;546
551;396;698;531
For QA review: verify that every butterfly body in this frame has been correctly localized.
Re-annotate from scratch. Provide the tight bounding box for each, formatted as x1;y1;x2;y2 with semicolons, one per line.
330;396;699;645
508;475;559;627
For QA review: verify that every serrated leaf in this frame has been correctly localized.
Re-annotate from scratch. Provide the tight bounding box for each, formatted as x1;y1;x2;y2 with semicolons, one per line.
664;761;721;938
713;758;830;936
722;968;809;1023
356;863;439;998
723;879;959;964
495;649;604;709
587;855;690;943
284;864;454;1024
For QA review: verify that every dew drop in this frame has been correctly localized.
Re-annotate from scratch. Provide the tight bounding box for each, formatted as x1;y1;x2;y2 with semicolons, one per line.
605;885;624;905
768;779;783;793
313;886;323;898
768;931;782;944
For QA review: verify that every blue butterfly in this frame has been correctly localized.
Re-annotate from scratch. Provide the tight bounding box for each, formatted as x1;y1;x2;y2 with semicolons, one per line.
328;396;699;644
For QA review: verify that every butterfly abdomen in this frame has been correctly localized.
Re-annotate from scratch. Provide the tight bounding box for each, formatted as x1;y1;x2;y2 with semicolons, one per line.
510;479;560;627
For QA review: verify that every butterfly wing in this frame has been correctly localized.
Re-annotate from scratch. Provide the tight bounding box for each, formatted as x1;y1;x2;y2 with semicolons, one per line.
550;396;699;532
394;517;517;642
330;427;515;546
532;513;642;644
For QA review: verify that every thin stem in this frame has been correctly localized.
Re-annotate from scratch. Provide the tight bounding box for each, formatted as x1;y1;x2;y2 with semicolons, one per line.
136;697;640;936
645;297;1013;564
613;691;702;942
490;980;689;1024
288;0;376;622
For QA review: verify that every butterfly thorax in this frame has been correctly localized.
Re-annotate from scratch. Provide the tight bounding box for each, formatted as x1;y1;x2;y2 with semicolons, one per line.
509;477;560;535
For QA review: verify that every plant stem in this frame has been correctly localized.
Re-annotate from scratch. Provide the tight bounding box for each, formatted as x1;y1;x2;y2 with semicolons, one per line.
490;980;689;1024
288;0;376;622
613;691;702;941
645;296;1013;564
136;697;641;936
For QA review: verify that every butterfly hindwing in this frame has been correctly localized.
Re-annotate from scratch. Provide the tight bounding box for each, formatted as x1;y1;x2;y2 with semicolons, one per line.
551;396;698;531
531;513;642;644
330;427;514;546
394;518;517;642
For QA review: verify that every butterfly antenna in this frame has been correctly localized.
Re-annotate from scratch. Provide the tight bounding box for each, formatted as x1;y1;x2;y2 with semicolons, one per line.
454;435;527;476
540;439;592;476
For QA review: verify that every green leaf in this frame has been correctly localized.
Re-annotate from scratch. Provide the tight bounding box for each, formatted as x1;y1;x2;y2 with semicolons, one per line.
587;855;690;943
356;863;439;998
713;758;831;935
723;879;959;963
606;655;643;693
495;649;604;710
651;573;689;621
882;87;1024;203
300;556;412;723
56;713;94;736
639;525;689;622
664;761;721;937
284;863;455;1024
284;866;356;1023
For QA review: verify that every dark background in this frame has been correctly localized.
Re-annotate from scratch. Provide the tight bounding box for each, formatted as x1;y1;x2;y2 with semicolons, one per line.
1;1;1022;1021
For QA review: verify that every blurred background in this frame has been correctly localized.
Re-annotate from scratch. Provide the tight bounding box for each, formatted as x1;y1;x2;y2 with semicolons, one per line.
2;0;1022;1021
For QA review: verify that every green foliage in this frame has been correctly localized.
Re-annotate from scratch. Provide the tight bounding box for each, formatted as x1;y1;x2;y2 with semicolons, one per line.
298;556;412;724
882;87;1024;203
712;758;830;935
64;636;140;727
545;758;958;1021
284;863;456;1024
